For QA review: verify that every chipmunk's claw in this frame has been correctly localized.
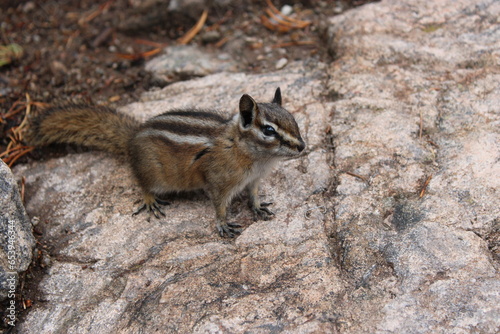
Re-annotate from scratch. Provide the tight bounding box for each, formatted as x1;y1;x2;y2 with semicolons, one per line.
155;198;171;206
132;203;146;216
132;199;167;218
252;202;275;220
151;202;166;218
217;222;243;238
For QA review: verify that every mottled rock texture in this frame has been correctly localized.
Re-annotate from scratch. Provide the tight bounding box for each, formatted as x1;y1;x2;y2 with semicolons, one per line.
12;0;500;332
0;160;35;301
325;0;499;332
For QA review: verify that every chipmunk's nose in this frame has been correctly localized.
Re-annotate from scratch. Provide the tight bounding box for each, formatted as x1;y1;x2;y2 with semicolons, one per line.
297;139;306;152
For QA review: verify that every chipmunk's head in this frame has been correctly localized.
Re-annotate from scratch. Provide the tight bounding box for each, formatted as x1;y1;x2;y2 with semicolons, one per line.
238;87;305;159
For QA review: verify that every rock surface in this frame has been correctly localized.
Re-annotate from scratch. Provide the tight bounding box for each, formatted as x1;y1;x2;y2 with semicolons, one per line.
14;60;335;332
324;0;500;332
145;45;238;85
11;0;500;332
0;160;35;301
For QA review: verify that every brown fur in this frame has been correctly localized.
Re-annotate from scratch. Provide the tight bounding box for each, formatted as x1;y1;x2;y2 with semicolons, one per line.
27;104;138;155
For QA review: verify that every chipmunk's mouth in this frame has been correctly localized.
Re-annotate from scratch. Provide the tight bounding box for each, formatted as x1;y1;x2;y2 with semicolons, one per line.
278;138;306;158
281;147;308;160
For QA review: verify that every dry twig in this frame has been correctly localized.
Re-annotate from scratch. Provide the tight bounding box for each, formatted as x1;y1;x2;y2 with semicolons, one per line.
206;10;233;32
178;10;208;45
345;171;369;184
115;48;162;61
0;94;43;167
215;36;230;48
261;0;311;32
115;38;167;61
78;0;115;26
419;175;432;198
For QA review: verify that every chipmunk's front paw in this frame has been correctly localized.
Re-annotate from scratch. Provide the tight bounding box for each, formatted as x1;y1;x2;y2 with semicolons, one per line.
217;222;243;238
132;197;169;219
252;202;275;220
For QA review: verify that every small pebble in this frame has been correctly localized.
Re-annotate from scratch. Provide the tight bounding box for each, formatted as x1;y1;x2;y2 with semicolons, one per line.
31;216;40;227
281;5;293;16
40;252;52;268
51;60;68;74
0;87;12;97
23;1;36;13
334;4;344;14
276;58;288;70
201;30;221;44
218;54;231;61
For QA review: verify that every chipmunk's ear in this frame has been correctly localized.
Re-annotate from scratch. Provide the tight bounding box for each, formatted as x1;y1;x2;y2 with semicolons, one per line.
239;94;259;129
272;87;282;106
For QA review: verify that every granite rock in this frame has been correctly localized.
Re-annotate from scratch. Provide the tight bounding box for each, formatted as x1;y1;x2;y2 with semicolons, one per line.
145;45;239;85
0;160;35;301
325;0;500;332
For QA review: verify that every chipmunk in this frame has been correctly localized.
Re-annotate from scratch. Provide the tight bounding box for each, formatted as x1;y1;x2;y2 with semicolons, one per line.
28;88;305;237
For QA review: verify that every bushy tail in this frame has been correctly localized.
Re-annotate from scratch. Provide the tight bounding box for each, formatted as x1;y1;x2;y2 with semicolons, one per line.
27;104;140;156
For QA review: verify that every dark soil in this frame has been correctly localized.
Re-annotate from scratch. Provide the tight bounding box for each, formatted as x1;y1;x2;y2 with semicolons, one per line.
0;0;374;329
1;1;333;104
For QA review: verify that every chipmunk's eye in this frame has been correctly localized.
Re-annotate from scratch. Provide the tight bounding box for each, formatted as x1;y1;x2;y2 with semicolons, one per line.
262;125;277;137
